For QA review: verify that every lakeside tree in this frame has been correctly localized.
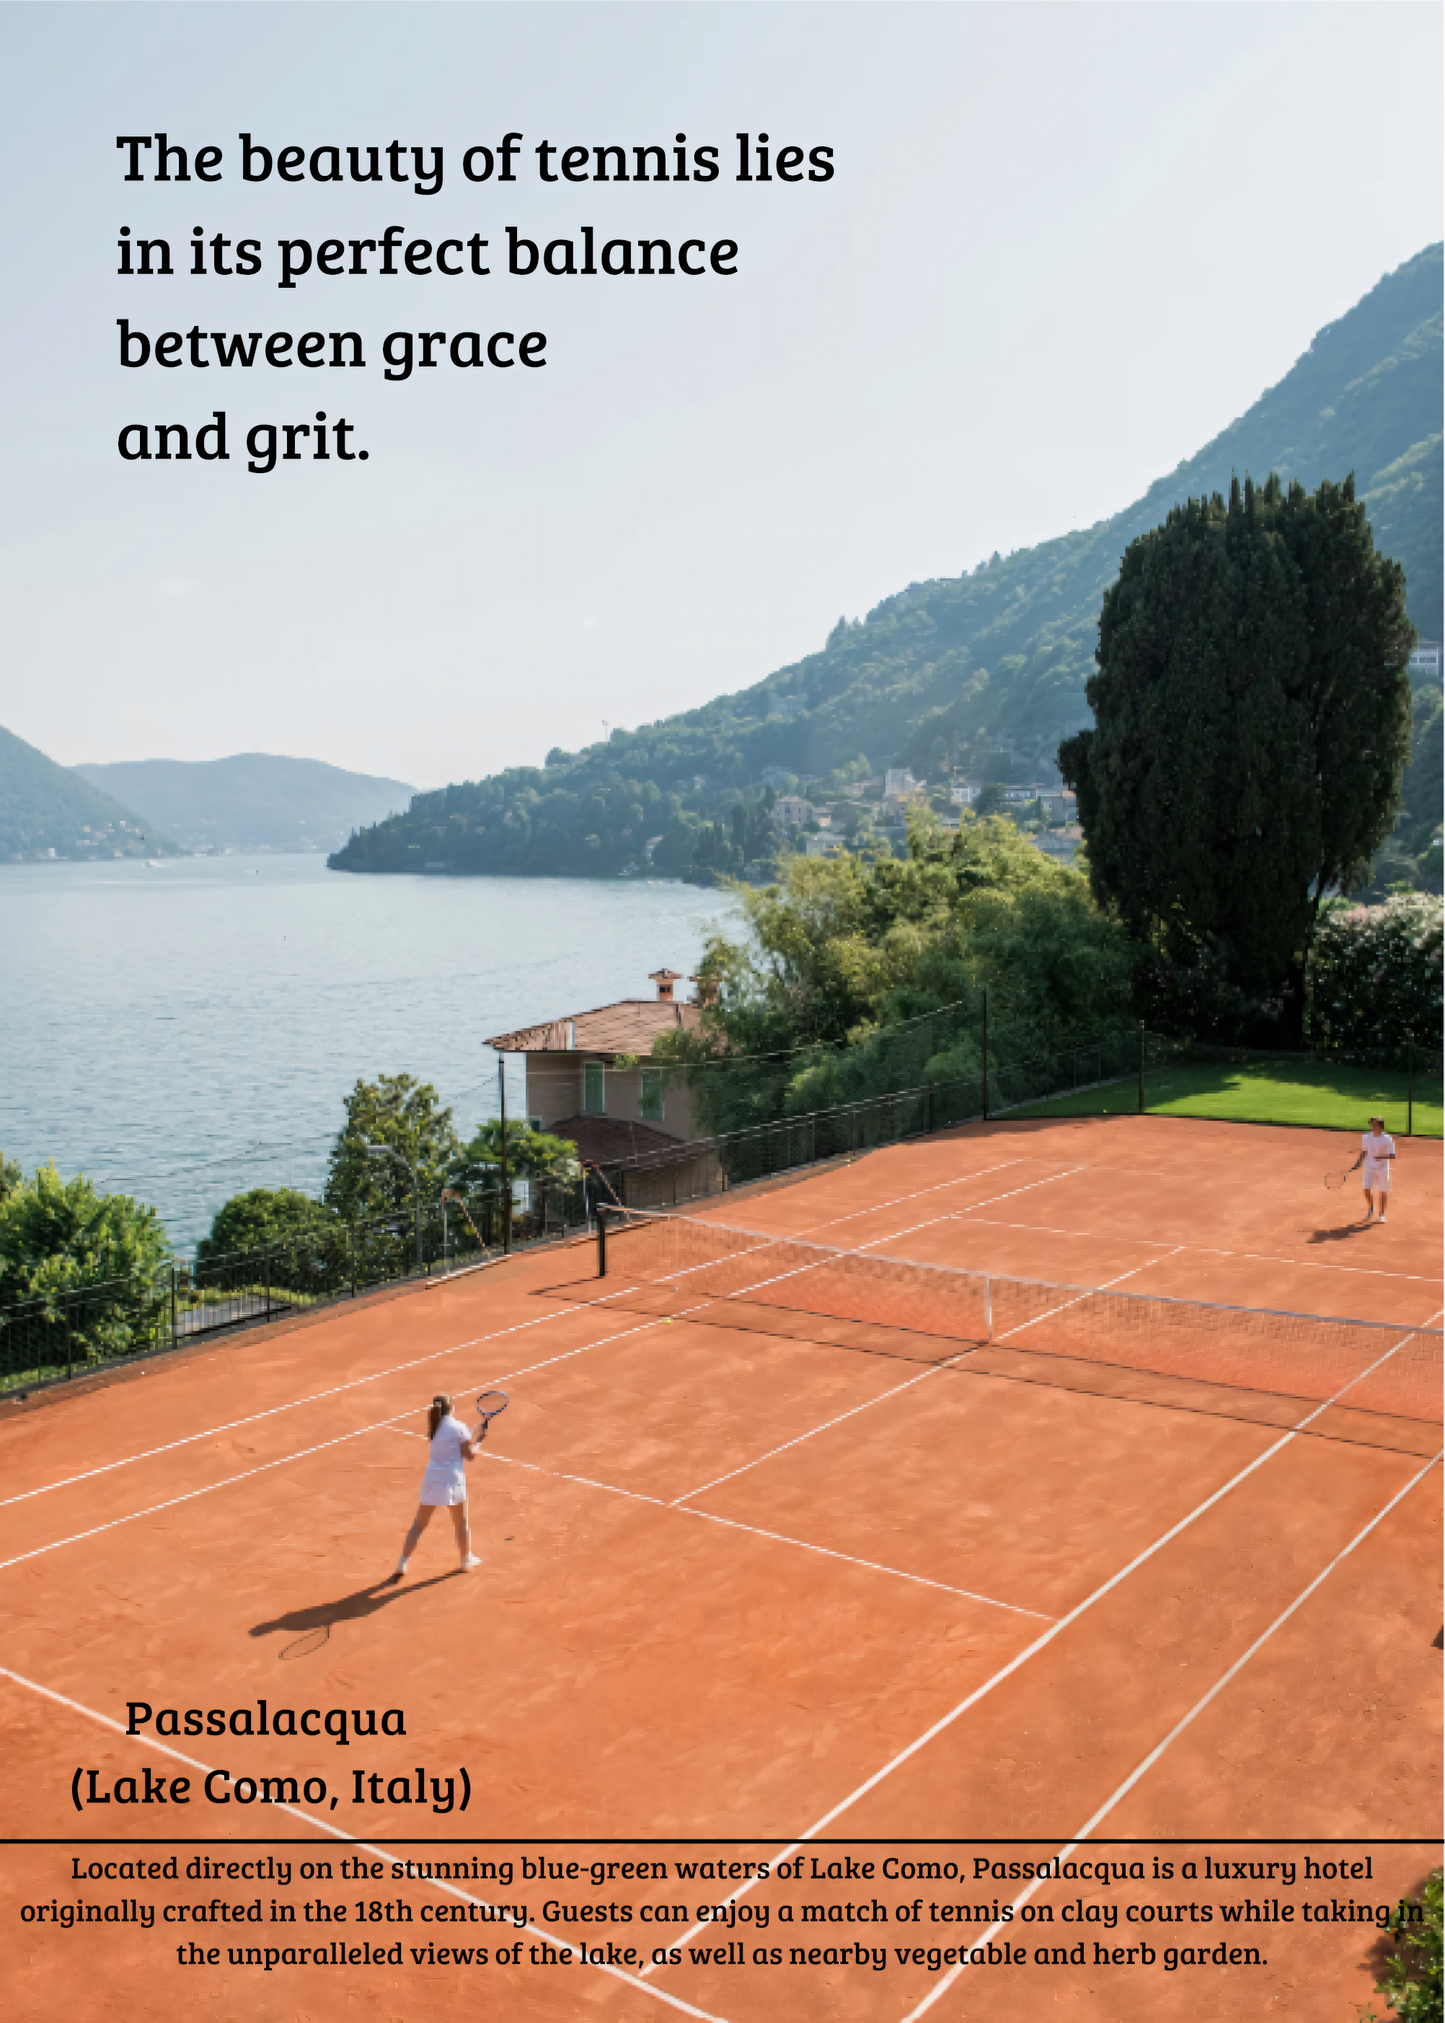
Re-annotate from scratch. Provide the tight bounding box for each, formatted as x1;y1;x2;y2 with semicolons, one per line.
0;1163;170;1306
195;1187;342;1266
654;809;1134;1132
324;1075;461;1224
1060;474;1414;1042
447;1123;580;1193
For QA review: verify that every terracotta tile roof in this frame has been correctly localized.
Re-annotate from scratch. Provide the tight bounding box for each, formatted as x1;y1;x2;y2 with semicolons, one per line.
486;997;703;1056
544;1115;686;1164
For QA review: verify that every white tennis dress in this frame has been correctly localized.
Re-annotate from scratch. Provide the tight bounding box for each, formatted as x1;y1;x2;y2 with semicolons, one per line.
1361;1130;1395;1192
420;1413;471;1507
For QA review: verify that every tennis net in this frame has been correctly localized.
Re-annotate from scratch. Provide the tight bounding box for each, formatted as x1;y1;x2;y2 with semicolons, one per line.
597;1208;1443;1428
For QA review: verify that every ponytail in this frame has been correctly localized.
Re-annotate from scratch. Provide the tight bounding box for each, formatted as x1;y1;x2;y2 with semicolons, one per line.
427;1394;451;1440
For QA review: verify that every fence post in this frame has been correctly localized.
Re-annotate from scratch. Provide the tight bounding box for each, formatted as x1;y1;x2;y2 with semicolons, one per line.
349;1227;357;1300
597;1207;608;1279
922;1083;932;1136
1407;1041;1414;1138
981;988;989;1121
64;1288;73;1382
264;1249;272;1323
170;1266;177;1351
1138;1021;1146;1115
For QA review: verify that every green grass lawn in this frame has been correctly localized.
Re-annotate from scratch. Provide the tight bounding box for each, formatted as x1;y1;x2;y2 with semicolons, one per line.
1010;1057;1442;1137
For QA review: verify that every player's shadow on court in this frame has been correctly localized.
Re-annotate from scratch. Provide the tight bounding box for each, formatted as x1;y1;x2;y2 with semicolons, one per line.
1304;1221;1373;1245
250;1574;455;1660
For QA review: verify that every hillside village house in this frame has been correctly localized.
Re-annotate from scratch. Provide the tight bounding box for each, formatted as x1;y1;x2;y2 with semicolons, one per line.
485;969;708;1170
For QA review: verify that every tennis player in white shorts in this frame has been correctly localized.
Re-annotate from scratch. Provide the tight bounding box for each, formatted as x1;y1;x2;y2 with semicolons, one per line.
392;1393;482;1578
1349;1116;1396;1224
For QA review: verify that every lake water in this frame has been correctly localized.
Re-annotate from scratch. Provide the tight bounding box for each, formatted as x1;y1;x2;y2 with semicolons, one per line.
0;856;725;1251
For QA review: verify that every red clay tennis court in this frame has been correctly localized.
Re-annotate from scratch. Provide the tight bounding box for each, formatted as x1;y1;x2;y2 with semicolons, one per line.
1;1112;1440;2023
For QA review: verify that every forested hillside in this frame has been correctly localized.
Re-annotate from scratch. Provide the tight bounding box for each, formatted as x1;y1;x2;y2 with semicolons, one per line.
74;753;414;855
332;245;1442;885
0;727;177;862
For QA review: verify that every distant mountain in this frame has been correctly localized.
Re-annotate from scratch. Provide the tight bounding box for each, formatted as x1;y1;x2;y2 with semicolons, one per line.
0;726;179;861
331;244;1443;883
73;754;415;855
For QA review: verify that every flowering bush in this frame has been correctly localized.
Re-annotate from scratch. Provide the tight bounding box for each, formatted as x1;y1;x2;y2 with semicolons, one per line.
1306;894;1443;1050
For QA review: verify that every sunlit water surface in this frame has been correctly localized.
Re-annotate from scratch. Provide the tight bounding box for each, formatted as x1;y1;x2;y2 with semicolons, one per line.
1;856;720;1250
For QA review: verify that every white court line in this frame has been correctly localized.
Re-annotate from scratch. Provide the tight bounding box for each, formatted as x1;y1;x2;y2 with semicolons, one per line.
0;1272;630;1510
417;1432;1048;1619
642;1315;1437;1973
668;1226;1158;1510
766;1156;1030;1232
662;1167;1085;1505
639;1157;1032;1291
0;1306;697;1577
0;1156;1040;1512
384;1426;676;1509
963;1215;1442;1287
1297;1307;1444;1418
899;1445;1443;2020
0;1662;732;2023
672;1364;951;1505
992;1249;1184;1344
0;1173;1070;1577
680;1505;1052;1619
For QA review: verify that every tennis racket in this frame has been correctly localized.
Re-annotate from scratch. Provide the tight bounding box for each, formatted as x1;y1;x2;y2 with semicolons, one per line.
1324;1167;1353;1190
475;1390;509;1440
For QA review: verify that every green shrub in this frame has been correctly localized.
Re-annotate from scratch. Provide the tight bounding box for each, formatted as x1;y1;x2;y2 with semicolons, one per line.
1307;894;1442;1049
1367;1868;1442;2023
195;1187;341;1266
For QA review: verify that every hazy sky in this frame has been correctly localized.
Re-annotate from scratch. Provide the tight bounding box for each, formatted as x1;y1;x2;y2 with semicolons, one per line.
1;1;1439;790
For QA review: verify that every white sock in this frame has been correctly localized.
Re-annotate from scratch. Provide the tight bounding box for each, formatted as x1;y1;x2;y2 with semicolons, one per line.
395;1555;409;1574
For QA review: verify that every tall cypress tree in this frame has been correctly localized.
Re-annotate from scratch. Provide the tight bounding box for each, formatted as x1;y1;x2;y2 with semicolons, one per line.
1060;473;1413;1041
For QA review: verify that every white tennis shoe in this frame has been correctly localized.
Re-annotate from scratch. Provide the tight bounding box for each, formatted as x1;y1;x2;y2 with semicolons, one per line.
460;1554;481;1571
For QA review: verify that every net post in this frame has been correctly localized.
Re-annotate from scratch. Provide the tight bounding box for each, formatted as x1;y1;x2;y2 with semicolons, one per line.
1138;1020;1145;1114
981;988;989;1121
983;1274;993;1343
597;1206;608;1279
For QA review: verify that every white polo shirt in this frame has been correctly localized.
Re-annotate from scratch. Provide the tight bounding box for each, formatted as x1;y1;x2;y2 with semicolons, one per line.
1361;1131;1394;1179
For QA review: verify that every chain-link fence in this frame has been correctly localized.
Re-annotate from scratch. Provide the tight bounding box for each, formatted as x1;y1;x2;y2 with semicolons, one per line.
8;1027;1434;1399
592;1028;1142;1210
591;1028;1440;1211
0;1175;592;1399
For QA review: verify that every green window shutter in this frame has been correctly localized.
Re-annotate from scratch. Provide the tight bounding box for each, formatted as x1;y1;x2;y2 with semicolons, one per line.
583;1061;605;1114
640;1068;664;1122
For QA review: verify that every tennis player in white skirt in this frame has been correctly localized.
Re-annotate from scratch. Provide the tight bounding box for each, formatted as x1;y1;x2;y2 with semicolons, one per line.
393;1393;483;1578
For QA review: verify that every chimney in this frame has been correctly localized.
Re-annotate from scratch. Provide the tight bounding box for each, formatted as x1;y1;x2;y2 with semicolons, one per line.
691;973;720;1008
650;968;683;1002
